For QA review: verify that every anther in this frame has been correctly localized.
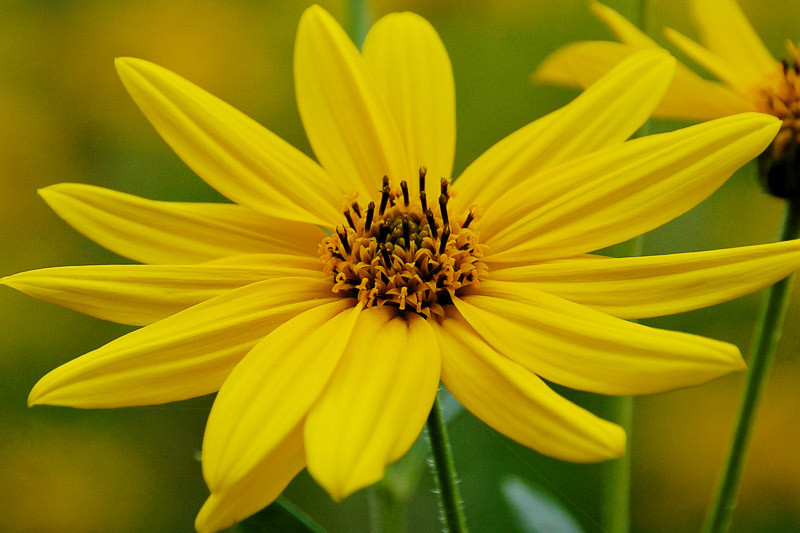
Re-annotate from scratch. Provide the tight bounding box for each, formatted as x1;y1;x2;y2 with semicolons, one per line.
783;58;789;74
379;244;392;266
439;194;450;228
420;191;427;212
440;178;449;197
419;167;427;194
400;180;410;207
402;214;411;248
379;186;390;215
351;202;361;217
365;201;375;232
463;210;475;229
343;209;356;230
438;225;450;255
337;228;351;255
382;175;389;187
425;208;438;238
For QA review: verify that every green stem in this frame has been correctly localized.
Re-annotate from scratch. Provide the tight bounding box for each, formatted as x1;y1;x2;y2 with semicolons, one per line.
426;394;468;533
599;1;649;527
701;197;800;533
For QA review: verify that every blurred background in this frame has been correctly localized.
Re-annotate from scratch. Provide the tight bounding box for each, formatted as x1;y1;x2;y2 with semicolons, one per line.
1;0;799;531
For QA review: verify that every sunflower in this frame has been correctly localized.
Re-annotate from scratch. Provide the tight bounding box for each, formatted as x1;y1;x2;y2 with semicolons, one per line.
536;0;799;165
4;5;799;532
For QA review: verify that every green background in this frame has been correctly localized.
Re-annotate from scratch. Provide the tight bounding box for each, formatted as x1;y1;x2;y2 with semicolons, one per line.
1;0;799;531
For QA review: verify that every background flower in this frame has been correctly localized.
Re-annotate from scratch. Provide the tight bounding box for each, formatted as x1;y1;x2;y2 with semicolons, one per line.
2;1;800;532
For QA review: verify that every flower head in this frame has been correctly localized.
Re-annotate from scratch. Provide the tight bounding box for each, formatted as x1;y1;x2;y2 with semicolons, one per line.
4;5;800;532
536;0;800;194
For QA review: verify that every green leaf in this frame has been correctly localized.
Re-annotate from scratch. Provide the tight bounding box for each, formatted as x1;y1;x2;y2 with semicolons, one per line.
233;497;327;533
502;476;586;533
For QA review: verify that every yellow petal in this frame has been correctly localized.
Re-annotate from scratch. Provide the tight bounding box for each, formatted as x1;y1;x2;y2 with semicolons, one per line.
589;1;657;47
664;27;749;89
480;113;780;263
202;300;361;493
437;314;624;462
294;5;410;203
453;286;745;395
489;240;800;319
28;277;334;408
115;57;341;226
195;422;305;533
2;257;321;326
455;49;675;211
534;41;752;121
40;184;323;264
305;308;440;500
691;0;776;84
362;11;456;196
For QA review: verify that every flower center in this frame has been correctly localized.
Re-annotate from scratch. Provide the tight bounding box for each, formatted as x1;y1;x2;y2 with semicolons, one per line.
319;168;488;318
754;41;800;159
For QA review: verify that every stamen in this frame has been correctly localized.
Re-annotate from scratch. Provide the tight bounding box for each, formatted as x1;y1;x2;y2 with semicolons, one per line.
438;224;450;255
343;209;356;230
379;186;390;215
379;244;392;266
419;166;427;194
463;210;475;229
425;208;438;238
337;228;351;255
400;180;410;207
365;201;375;232
439;194;450;228
440;178;449;197
320;174;487;317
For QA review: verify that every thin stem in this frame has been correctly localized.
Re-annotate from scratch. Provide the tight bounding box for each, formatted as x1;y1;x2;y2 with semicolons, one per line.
701;197;800;533
426;393;468;533
599;2;649;529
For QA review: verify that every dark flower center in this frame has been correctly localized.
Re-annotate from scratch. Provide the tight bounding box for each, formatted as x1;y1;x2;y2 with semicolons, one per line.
319;168;487;318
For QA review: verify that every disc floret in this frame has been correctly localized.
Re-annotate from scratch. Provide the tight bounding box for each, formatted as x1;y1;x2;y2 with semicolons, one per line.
319;169;487;318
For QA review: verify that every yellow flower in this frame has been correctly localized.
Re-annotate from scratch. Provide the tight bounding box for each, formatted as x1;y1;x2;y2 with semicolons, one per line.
536;0;797;159
3;5;799;532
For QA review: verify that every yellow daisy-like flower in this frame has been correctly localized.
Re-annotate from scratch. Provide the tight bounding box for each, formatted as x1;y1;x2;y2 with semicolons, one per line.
536;0;797;161
4;5;800;532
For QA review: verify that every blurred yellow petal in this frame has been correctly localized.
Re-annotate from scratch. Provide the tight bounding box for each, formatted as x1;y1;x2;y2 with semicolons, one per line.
437;314;624;462
455;49;675;210
1;257;321;325
294;5;409;202
28;278;334;408
362;11;456;196
40;184;323;264
490;240;800;319
664;28;748;89
480;113;779;263
202;301;361;493
305;308;440;500
691;0;776;84
195;422;305;533
534;41;752;120
453;287;744;395
589;1;657;47
115;57;341;226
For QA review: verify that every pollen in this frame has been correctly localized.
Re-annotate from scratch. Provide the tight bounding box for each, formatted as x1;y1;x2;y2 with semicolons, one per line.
319;168;488;318
754;41;800;160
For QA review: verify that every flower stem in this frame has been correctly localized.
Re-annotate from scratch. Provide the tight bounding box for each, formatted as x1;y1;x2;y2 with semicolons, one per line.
600;2;649;526
701;197;800;533
426;393;468;533
599;235;641;533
